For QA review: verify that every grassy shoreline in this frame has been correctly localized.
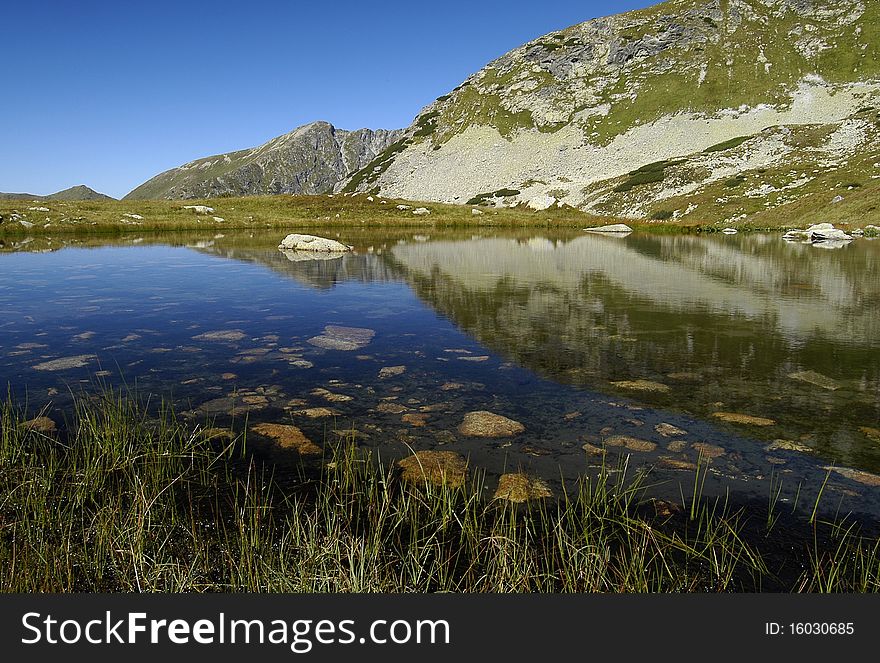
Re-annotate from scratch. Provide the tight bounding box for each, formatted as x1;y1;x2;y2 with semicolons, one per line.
0;194;830;237
1;393;878;592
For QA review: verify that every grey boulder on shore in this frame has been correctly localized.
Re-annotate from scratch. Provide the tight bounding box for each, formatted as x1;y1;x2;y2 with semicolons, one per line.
278;234;352;252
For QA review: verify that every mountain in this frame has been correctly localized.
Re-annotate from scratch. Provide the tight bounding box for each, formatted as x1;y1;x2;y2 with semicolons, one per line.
125;121;404;200
0;185;113;201
343;0;880;224
45;185;114;201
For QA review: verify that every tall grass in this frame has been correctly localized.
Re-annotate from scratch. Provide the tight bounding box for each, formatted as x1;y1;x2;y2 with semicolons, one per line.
1;394;878;592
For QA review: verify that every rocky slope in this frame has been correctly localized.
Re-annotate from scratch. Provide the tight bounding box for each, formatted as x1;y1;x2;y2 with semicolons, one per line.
125;122;404;200
344;0;880;225
0;185;113;201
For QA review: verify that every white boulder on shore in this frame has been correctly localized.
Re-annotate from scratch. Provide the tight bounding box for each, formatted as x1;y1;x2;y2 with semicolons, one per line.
583;224;633;234
278;233;352;252
783;223;852;243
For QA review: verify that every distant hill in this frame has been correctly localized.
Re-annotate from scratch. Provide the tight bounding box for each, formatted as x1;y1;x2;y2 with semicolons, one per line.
0;185;114;201
125;121;404;200
46;185;114;201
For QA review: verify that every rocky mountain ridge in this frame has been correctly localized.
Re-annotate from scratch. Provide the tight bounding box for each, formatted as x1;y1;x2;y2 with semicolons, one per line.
125;122;404;200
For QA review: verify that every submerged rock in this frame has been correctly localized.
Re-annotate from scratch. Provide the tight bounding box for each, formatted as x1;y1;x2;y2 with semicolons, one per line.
493;474;552;502
251;423;321;455
19;416;57;434
655;422;687;437
378;365;406;379
193;329;247;342
721;228;738;235
32;354;95;371
658;456;697;471
583;224;633;234
766;439;814;453
458;411;525;437
605;435;657;452
292;407;339;418
307;325;375;351
788;370;840;391
610;379;671;394
279;234;352;252
692;442;726;459
712;411;776;426
824;466;880;487
311;387;353;402
376;402;408;414
402;413;429;427
397;450;467;487
197;394;268;416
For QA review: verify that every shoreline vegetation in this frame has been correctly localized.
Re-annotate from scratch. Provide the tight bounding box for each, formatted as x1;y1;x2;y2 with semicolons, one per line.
1;194;867;237
1;393;878;592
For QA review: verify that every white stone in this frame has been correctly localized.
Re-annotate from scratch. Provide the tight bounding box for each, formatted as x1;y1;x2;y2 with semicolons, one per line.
183;205;215;214
28;206;49;212
123;213;144;220
278;233;352;252
396;204;411;210
784;223;852;243
412;207;431;216
471;208;484;215
212;216;225;222
721;228;738;234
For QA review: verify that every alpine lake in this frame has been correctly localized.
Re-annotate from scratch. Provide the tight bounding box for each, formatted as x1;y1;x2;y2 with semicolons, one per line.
2;226;879;524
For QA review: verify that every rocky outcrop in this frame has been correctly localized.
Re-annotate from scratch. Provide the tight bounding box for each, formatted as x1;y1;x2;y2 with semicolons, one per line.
125;121;404;200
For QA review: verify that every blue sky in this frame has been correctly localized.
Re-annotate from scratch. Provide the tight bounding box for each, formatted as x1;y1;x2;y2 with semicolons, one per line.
1;1;656;198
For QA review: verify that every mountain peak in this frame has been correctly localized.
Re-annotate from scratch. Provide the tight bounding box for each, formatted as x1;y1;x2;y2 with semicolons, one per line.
125;120;404;200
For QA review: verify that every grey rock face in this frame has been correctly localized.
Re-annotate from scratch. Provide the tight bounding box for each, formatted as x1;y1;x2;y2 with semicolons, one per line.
125;121;404;200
